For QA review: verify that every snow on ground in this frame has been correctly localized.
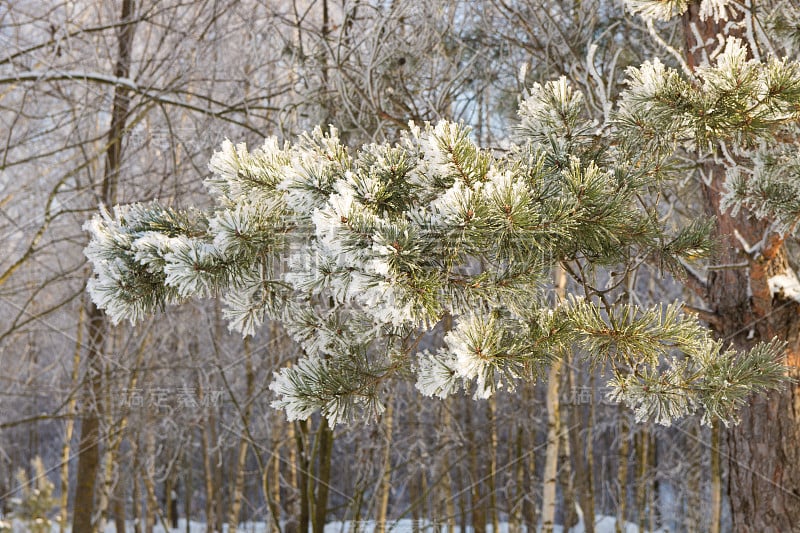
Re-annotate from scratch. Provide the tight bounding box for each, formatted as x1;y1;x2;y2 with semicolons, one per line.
1;516;666;533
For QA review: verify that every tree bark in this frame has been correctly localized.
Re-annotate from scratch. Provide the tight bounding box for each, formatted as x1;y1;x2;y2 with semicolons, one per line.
522;382;538;532
487;396;500;533
227;339;255;533
542;266;567;533
635;426;650;533
295;420;311;533
615;412;629;533
466;399;485;533
312;418;334;533
72;303;105;533
60;306;83;533
566;367;594;533
710;421;721;533
681;3;800;530
375;401;394;533
685;424;702;533
72;1;136;530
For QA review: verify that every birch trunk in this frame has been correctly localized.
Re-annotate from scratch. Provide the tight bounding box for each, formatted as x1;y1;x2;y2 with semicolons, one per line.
541;266;567;533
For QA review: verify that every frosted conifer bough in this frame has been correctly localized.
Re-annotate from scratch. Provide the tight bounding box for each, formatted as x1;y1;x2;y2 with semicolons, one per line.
623;0;736;22
85;72;789;427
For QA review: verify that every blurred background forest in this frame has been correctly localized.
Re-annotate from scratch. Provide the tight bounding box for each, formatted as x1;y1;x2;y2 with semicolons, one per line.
0;0;764;531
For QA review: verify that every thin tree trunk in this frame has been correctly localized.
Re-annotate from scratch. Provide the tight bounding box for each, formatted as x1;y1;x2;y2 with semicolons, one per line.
710;421;721;533
143;427;158;533
375;401;394;533
541;359;562;533
522;382;538;532
410;464;420;532
466;398;485;533
132;448;142;533
312;418;334;533
636;425;650;533
567;366;595;533
263;411;281;533
615;412;629;533
166;476;175;529
542;266;567;533
214;428;224;533
458;465;468;532
60;306;83;533
296;420;311;533
509;424;524;533
73;2;136;530
227;339;255;533
440;401;455;533
487;397;500;533
587;374;596;532
112;477;126;533
649;427;657;532
201;401;216;532
184;448;192;533
284;418;300;533
73;303;105;533
100;333;148;532
408;396;421;532
558;368;577;531
685;423;702;533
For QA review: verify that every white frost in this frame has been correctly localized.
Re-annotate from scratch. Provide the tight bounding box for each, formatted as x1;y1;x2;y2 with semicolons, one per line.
768;271;800;304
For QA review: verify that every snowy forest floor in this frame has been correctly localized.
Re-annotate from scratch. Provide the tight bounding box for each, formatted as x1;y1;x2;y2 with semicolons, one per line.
1;516;665;533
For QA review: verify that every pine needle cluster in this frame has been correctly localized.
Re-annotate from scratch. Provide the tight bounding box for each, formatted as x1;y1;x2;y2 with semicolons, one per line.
85;50;793;426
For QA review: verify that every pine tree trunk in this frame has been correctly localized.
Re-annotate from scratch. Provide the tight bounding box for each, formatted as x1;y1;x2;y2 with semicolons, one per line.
680;4;800;530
